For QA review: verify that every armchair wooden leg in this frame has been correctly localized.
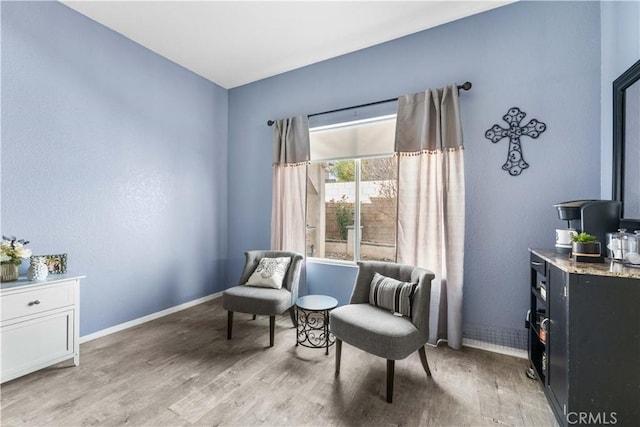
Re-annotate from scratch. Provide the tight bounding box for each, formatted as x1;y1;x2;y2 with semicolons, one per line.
227;311;233;340
269;315;275;347
335;339;342;376
252;314;256;320
386;359;395;403
418;346;432;377
288;307;297;328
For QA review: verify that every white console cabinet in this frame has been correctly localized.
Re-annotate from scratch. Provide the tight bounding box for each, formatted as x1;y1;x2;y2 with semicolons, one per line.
1;275;84;383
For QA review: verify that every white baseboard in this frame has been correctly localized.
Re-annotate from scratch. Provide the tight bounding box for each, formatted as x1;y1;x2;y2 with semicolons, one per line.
79;291;223;344
463;338;528;359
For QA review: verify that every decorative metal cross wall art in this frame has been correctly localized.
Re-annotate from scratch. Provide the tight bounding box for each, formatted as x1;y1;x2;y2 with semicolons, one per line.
485;107;547;176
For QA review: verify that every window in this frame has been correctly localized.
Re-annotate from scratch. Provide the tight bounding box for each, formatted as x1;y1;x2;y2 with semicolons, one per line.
306;116;397;262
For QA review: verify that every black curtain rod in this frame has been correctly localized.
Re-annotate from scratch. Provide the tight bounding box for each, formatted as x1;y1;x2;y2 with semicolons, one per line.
267;81;472;126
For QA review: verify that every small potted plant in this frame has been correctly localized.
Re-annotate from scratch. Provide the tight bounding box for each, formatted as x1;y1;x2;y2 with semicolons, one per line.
571;232;602;261
1;235;32;282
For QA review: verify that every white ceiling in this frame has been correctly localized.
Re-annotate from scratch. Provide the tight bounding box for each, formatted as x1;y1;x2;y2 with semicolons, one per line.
62;0;514;89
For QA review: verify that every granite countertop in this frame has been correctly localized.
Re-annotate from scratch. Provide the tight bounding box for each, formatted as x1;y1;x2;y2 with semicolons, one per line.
530;249;640;279
0;274;86;291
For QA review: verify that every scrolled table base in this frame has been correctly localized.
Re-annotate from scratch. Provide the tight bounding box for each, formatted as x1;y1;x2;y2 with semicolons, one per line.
296;308;335;354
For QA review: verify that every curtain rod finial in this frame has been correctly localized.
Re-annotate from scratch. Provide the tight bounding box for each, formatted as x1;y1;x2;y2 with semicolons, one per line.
267;120;275;127
460;81;472;91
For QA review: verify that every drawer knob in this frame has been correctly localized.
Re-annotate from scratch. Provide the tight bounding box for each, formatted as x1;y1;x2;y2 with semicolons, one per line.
28;300;41;306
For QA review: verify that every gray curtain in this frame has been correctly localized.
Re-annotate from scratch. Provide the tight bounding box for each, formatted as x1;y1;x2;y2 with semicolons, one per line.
271;116;310;256
395;85;465;349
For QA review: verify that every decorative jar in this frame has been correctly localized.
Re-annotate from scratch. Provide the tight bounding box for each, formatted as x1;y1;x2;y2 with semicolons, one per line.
27;257;49;281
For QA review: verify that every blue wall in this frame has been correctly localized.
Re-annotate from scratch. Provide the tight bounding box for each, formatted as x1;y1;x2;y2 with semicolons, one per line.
228;1;602;343
306;261;358;305
600;0;640;199
1;1;229;335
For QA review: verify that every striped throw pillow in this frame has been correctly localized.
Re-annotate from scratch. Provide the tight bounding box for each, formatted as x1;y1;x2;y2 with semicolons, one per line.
369;272;417;317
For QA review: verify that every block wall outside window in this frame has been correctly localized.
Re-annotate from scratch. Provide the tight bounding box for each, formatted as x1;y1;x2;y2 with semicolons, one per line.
306;156;397;262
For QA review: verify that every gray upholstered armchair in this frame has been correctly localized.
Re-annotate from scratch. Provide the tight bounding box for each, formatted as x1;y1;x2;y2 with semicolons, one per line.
222;250;303;347
329;261;435;403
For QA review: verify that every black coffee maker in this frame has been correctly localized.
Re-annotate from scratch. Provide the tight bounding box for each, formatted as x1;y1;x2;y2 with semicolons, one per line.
554;200;622;256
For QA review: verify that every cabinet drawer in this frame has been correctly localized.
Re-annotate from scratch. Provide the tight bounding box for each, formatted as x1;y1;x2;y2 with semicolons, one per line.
1;282;75;322
530;253;546;276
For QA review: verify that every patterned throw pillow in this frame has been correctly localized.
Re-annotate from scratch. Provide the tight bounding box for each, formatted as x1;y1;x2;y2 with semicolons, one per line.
245;257;292;289
369;272;417;317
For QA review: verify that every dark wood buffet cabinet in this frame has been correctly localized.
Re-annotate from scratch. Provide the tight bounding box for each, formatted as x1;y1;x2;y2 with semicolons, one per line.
528;250;640;427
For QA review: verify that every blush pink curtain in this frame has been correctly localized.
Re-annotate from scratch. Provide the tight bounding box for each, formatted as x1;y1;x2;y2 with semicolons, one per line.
271;116;309;255
395;85;465;349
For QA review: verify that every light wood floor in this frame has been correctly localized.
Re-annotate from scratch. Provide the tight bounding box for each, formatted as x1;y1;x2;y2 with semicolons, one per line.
0;298;556;426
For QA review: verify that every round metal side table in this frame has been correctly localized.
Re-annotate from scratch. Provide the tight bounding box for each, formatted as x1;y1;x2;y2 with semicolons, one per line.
295;294;338;355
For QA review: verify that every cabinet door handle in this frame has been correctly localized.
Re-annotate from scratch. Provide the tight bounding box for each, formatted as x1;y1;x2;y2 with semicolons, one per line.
531;261;543;266
28;300;41;306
